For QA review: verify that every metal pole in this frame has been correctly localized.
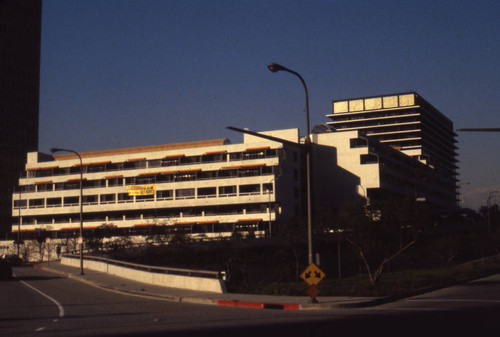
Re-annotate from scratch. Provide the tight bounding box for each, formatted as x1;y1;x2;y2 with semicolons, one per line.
267;63;313;265
17;175;22;256
267;177;279;237
78;154;83;275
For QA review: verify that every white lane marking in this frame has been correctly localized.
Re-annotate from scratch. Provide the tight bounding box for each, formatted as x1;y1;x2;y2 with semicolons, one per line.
35;327;46;331
14;273;65;318
409;298;500;303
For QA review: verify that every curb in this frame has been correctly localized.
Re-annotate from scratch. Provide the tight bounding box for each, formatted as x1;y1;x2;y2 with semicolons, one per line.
30;264;380;310
32;264;304;310
215;299;301;310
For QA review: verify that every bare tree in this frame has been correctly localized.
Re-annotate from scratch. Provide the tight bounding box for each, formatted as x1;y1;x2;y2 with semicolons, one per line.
332;198;427;285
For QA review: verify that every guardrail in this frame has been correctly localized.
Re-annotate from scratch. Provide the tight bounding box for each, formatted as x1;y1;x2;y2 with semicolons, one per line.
62;253;223;279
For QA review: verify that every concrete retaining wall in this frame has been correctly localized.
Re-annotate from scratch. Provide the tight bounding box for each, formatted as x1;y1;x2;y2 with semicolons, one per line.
61;256;226;294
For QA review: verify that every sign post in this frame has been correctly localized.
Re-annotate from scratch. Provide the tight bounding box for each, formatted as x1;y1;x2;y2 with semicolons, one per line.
300;263;325;303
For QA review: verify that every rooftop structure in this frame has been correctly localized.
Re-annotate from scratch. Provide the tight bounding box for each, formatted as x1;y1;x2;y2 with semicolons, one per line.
326;92;458;208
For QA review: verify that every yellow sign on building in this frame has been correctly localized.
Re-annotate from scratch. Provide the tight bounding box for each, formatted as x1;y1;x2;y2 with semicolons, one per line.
127;184;156;196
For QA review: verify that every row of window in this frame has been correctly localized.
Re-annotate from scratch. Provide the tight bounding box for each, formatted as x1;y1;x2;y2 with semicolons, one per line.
18;166;278;194
13;203;272;226
26;148;282;178
14;183;274;209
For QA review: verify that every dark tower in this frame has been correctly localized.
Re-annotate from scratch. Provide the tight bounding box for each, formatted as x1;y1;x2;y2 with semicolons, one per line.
0;0;42;236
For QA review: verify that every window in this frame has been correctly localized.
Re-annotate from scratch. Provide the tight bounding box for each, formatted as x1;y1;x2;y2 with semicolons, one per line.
118;193;133;203
107;162;122;171
29;199;44;208
239;168;261;177
180;156;201;164
87;164;106;173
157;173;174;183
14;199;27;208
239;184;260;195
243;151;264;160
63;196;79;206
156;190;173;200
148;159;161;168
175;172;196;182
108;177;122;187
360;154;379;164
162;158;180;166
100;194;116;204
229;152;242;161
37;169;53;177
197;187;216;198
64;181;80;190
175;188;195;199
125;177;136;185
82;195;98;205
36;183;52;192
47;197;62;207
350;138;368;148
137;176;155;185
123;160;146;170
219;185;236;197
202;153;226;163
84;179;105;188
22;185;36;193
218;169;237;178
136;194;154;202
263;183;273;193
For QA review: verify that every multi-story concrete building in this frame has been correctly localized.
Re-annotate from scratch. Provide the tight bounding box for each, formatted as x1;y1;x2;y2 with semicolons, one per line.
311;129;439;210
11;125;445;238
326;92;458;209
0;0;42;236
12;129;304;238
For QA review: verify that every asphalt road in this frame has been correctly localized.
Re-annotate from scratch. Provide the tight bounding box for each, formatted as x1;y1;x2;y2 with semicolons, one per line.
2;266;500;337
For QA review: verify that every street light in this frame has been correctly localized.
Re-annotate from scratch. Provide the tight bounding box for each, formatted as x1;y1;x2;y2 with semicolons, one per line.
50;147;84;275
17;173;23;256
267;63;314;265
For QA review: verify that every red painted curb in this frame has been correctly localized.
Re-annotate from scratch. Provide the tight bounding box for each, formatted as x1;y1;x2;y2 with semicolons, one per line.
33;264;42;270
216;300;300;310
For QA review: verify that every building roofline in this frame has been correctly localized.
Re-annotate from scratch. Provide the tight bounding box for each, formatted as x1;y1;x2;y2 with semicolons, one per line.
331;91;419;104
52;139;230;160
331;91;453;125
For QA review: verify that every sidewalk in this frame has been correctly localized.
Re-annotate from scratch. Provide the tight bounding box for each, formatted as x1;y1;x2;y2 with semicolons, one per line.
32;261;383;310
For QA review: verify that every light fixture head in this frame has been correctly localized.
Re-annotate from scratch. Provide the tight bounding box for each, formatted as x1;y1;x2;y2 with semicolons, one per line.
267;63;287;73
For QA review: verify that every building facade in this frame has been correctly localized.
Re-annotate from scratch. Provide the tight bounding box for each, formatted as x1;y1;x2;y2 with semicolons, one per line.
311;129;440;209
0;0;42;236
11;124;450;238
326;92;458;209
11;129;304;238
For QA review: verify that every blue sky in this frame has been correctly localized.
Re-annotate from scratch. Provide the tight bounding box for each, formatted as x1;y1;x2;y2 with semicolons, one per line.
39;0;500;210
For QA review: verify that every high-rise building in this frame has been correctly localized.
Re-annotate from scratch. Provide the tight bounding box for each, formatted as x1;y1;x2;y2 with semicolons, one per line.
326;92;458;209
0;0;42;236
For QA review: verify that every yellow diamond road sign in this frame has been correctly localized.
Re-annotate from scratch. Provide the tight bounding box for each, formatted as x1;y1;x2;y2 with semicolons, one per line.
300;263;325;286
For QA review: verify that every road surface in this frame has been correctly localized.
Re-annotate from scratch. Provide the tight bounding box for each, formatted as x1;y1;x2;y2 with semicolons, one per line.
2;266;500;336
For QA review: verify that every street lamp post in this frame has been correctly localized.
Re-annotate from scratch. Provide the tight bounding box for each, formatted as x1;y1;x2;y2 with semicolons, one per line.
50;148;84;275
17;177;22;256
267;63;314;265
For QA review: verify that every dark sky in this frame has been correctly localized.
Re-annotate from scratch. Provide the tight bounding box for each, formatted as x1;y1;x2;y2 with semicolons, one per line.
39;0;500;210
